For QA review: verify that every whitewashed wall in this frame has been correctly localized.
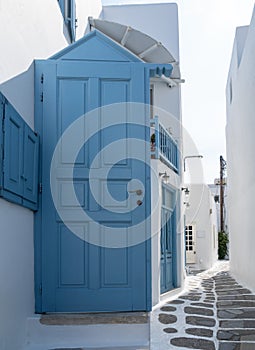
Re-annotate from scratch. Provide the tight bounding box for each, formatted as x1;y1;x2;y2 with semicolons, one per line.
0;1;102;349
150;159;183;306
208;184;220;232
0;2;182;347
185;184;218;270
102;3;184;304
226;6;255;292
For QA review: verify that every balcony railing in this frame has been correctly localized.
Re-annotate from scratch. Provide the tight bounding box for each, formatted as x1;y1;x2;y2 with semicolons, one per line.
150;116;179;173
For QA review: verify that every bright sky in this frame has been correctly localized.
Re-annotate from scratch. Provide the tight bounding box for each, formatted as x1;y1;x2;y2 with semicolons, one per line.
102;0;255;183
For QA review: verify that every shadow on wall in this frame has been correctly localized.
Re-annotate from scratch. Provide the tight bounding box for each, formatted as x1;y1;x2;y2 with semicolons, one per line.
0;64;35;128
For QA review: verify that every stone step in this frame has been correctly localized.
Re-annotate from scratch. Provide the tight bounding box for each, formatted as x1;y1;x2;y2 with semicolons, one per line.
218;308;255;319
24;314;149;350
219;342;255;350
217;329;255;341
25;347;149;350
40;312;148;325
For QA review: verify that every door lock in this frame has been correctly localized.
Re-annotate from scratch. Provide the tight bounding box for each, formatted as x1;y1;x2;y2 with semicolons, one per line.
128;189;143;195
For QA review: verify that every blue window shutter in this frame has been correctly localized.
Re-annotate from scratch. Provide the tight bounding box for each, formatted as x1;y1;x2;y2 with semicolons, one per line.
3;102;24;197
58;0;65;16
57;0;76;43
0;92;39;210
23;124;39;205
70;0;76;43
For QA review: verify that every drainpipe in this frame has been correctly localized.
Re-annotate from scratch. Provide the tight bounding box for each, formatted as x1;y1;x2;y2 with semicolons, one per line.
220;155;227;232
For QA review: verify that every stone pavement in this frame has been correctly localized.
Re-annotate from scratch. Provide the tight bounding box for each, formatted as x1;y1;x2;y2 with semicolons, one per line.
151;261;255;350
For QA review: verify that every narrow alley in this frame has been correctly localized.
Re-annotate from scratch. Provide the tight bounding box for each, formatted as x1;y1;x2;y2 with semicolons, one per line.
151;261;255;350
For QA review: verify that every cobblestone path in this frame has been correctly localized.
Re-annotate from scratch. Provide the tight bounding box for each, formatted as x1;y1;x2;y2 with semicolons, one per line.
151;261;255;350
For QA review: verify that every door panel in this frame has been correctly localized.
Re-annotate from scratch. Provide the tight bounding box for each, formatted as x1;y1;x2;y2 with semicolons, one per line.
4;104;24;196
37;61;150;312
58;79;89;165
59;224;88;286
23;125;39;204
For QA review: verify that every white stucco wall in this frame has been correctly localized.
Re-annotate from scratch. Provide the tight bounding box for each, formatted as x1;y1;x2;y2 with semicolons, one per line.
151;158;183;306
0;1;182;346
208;184;220;232
0;201;34;350
0;1;66;85
226;6;255;292
185;184;218;270
77;0;103;38
0;1;102;349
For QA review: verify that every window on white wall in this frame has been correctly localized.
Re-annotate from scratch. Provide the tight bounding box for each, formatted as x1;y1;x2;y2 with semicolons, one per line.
185;225;196;264
58;0;76;43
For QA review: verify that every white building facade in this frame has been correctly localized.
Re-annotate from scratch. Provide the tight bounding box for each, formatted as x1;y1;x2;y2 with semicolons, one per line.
226;5;255;292
184;184;218;270
0;2;184;349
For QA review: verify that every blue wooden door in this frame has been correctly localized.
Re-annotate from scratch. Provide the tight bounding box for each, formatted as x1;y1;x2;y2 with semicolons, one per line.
35;60;151;312
160;186;176;294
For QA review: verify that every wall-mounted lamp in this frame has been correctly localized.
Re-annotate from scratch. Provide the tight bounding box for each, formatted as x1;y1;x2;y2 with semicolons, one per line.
181;187;190;196
184;155;203;172
159;171;169;182
214;195;219;203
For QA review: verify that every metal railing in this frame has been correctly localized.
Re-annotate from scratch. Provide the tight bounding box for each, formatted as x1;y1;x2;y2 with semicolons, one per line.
150;116;179;173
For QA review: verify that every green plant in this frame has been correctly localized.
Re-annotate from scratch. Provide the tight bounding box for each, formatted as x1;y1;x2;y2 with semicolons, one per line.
218;231;229;260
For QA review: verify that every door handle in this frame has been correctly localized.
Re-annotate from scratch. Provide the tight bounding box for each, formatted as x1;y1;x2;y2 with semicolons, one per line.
21;174;27;181
128;189;143;195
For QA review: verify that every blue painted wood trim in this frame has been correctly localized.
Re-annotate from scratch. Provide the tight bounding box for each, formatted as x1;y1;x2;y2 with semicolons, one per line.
70;0;76;43
57;0;76;43
0;93;4;194
50;30;142;62
173;190;181;288
144;66;152;311
171;207;178;288
154;116;160;159
58;0;65;15
148;63;173;78
0;92;39;211
161;183;179;290
34;60;44;313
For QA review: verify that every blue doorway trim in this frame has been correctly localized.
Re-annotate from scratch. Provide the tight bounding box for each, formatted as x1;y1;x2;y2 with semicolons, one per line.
160;183;178;294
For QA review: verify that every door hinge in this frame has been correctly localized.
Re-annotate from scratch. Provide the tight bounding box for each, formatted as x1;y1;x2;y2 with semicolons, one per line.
40;93;43;102
39;183;42;193
2;112;5;133
40;74;44;84
39;284;42;295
